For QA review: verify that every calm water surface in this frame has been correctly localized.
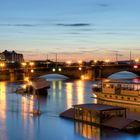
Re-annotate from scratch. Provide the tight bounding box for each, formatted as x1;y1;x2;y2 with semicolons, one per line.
0;79;140;140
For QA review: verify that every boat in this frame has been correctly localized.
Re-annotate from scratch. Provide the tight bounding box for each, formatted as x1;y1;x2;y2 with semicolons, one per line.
60;103;140;132
92;79;140;105
32;78;50;95
16;78;50;95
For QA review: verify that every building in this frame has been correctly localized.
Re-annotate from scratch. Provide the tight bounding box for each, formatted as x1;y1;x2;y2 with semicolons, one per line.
0;53;5;61
2;50;24;63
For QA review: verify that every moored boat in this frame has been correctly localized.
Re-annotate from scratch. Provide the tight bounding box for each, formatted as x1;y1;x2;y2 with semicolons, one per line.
32;78;50;95
92;79;140;105
16;78;50;95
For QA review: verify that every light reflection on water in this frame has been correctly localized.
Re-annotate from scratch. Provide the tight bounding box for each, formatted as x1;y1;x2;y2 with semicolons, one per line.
0;80;140;140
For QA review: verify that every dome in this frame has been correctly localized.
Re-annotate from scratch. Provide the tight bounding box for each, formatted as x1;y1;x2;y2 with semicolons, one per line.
40;74;69;81
108;71;139;80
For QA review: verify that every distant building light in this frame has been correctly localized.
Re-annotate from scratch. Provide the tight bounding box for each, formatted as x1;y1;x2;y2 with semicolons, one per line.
105;59;110;63
67;61;72;65
78;60;82;64
24;77;29;82
135;59;139;63
94;60;97;63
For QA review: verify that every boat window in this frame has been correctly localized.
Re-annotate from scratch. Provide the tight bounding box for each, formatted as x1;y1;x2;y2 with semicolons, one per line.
121;96;124;99
127;97;130;100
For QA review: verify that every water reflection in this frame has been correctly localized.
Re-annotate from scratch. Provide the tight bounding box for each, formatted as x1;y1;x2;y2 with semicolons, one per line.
0;82;7;120
76;80;84;104
66;82;73;108
21;95;34;117
1;80;140;140
51;80;63;99
74;121;100;140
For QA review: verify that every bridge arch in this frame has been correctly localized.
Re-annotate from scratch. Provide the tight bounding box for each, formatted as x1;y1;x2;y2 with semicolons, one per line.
39;74;69;81
107;71;139;80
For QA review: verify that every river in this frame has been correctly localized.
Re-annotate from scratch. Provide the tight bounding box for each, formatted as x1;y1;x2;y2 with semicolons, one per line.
0;79;140;140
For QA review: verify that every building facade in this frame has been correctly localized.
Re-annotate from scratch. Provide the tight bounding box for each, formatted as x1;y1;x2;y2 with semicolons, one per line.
2;50;24;63
0;53;5;61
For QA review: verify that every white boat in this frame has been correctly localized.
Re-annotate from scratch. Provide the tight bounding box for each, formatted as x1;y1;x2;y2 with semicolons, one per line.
92;79;140;105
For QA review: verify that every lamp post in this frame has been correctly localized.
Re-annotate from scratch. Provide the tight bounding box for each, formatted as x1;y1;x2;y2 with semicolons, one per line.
29;62;34;80
0;62;5;70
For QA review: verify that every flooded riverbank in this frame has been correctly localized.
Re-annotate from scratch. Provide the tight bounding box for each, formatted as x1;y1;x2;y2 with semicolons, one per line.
0;80;140;140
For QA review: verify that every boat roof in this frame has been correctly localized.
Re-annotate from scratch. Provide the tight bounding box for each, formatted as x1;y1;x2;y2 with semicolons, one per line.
32;78;50;90
73;103;126;112
102;79;140;85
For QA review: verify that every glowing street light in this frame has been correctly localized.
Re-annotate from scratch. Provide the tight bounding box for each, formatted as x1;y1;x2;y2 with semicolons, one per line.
29;62;34;66
105;59;110;63
78;60;82;64
21;62;27;67
30;69;34;73
135;59;139;63
52;68;56;72
67;61;72;65
133;65;138;69
79;67;82;71
0;63;5;68
94;60;97;63
58;68;62;72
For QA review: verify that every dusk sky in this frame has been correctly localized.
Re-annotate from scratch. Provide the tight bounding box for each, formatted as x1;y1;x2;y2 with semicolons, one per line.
0;0;140;61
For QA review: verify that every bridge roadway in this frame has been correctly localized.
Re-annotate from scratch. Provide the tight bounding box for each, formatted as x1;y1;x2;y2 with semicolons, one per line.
0;64;139;81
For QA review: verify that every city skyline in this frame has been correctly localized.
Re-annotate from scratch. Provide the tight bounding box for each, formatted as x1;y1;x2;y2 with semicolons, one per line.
0;0;140;61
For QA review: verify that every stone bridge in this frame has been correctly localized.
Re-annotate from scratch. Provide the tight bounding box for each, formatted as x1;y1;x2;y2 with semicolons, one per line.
0;64;140;81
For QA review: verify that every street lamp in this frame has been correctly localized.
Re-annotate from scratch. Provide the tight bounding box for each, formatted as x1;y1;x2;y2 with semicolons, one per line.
78;60;82;65
135;59;139;63
58;68;62;72
52;68;56;72
21;62;27;67
66;61;72;66
0;62;5;70
105;59;110;63
29;62;34;67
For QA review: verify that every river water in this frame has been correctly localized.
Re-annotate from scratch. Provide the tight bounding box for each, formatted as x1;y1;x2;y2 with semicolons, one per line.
0;79;140;140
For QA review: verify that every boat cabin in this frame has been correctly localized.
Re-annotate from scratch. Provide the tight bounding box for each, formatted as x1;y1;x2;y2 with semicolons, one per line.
101;80;140;96
73;104;126;124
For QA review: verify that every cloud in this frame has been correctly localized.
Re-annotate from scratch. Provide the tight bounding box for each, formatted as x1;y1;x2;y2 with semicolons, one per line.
96;3;109;8
0;23;47;27
104;32;119;35
15;50;34;54
56;23;90;27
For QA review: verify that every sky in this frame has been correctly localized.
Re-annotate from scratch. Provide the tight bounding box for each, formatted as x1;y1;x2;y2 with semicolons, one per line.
0;0;140;61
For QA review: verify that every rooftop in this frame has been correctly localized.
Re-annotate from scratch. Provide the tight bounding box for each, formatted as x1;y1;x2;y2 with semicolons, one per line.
73;103;126;111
